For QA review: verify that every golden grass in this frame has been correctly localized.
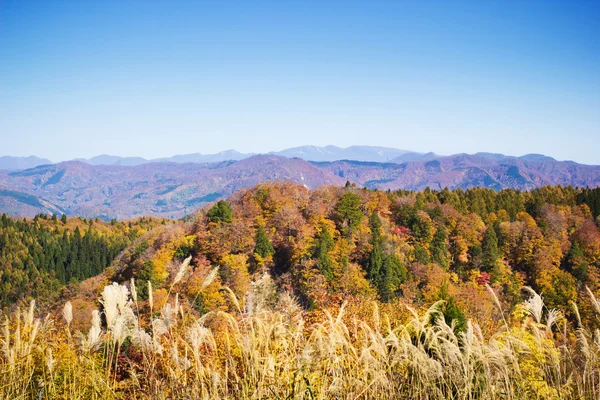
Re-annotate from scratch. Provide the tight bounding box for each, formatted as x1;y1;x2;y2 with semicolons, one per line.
2;275;600;399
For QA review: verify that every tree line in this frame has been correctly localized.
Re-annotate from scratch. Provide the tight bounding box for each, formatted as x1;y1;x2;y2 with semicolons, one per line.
0;213;169;309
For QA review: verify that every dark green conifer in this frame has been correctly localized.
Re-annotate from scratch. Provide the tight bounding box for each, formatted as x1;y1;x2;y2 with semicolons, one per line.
430;226;450;269
207;200;233;223
335;191;363;237
254;225;275;259
312;222;335;280
482;226;499;272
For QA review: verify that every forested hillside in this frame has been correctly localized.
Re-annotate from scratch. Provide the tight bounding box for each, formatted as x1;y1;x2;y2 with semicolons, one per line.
0;213;172;309
107;183;600;323
3;183;600;399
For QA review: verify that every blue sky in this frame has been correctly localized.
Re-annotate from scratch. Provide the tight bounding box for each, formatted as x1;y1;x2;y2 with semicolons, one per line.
0;1;599;163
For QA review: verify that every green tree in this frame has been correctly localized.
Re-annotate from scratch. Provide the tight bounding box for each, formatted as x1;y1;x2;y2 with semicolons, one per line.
412;211;434;244
434;281;467;336
254;225;275;259
312;222;335;280
378;254;407;301
414;245;430;264
565;242;589;282
334;191;363;237
430;226;450;269
481;225;499;272
364;212;407;301
207;200;233;223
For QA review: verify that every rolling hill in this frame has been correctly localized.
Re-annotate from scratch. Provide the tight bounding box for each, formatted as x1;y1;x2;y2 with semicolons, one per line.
0;155;344;219
1;151;599;219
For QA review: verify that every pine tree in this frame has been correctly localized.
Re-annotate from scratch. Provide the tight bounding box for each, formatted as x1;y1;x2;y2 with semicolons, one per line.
312;222;335;280
207;200;233;223
414;245;430;264
482;225;499;272
335;191;363;237
55;259;66;284
434;281;467;336
378;254;407;301
566;242;589;282
430;226;450;269
254;225;275;259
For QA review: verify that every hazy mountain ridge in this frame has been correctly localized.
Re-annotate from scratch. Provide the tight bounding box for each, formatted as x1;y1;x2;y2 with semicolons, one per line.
269;145;416;162
1;150;599;220
1;146;424;168
0;155;344;219
316;154;600;191
0;156;52;171
0;146;585;169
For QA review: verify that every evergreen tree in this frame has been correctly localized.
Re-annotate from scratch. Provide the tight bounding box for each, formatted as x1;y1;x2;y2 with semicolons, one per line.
378;254;407;301
434;281;467;336
481;225;499;272
414;245;430;264
254;225;275;259
335;191;363;237
312;222;335;280
364;212;408;301
55;260;66;284
207;200;233;223
565;242;589;282
430;226;450;269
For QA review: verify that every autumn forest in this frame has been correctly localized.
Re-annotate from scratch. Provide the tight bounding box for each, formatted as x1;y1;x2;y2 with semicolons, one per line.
1;183;600;398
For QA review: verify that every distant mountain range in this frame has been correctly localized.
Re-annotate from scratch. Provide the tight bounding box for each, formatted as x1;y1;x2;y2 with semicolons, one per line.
3;146;435;169
0;147;599;220
2;145;572;170
0;155;343;219
0;155;52;170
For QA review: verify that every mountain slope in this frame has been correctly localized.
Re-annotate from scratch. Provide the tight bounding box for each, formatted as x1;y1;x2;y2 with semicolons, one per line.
1;152;600;219
316;154;600;191
0;155;344;219
271;145;416;162
66;145;423;165
0;156;52;170
154;149;251;163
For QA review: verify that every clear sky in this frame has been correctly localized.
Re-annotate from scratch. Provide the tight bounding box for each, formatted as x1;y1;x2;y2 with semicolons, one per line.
1;1;599;164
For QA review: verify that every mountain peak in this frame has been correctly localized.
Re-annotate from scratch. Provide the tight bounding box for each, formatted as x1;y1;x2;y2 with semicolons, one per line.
0;156;53;171
519;153;556;162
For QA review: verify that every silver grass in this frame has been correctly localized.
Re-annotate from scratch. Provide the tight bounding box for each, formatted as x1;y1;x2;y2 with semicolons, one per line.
62;301;73;327
152;318;169;338
587;286;600;315
45;348;54;375
130;278;137;303
173;255;192;285
546;309;562;333
100;282;130;329
200;266;220;292
79;309;102;352
523;286;544;324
